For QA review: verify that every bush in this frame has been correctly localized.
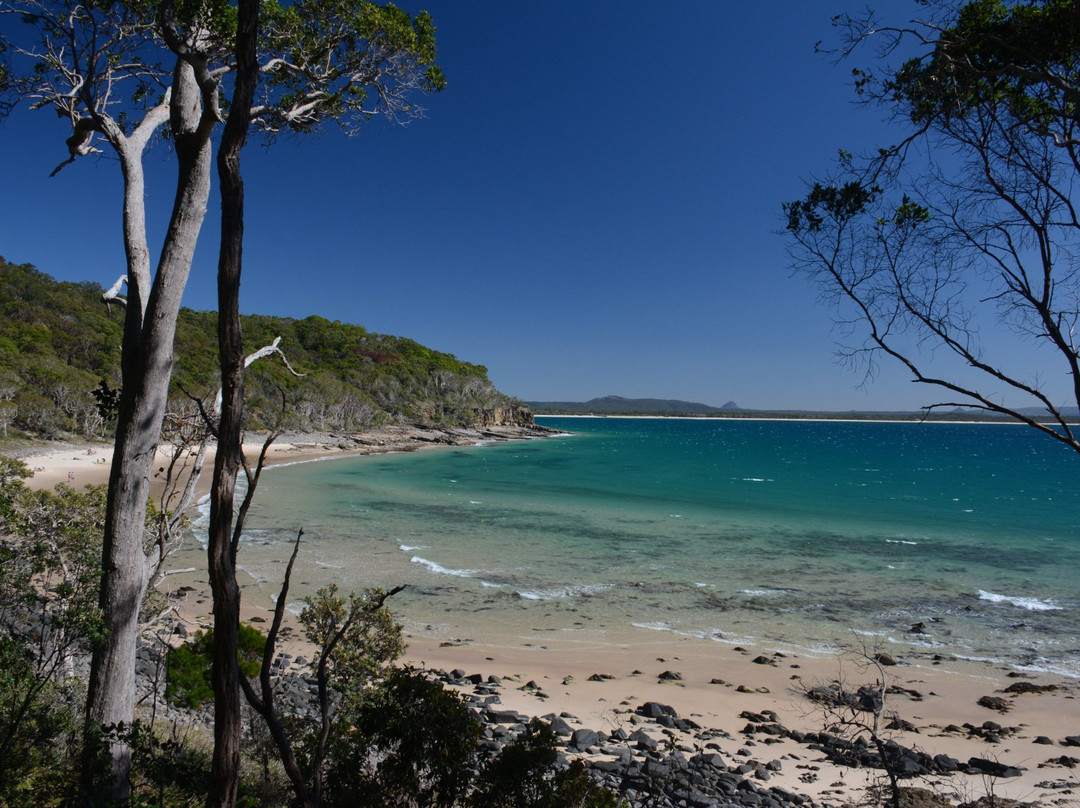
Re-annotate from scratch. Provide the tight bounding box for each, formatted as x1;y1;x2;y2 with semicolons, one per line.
323;666;479;807
470;719;621;808
165;624;266;709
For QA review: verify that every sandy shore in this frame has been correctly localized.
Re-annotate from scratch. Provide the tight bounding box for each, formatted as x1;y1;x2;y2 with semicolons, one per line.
13;434;1080;806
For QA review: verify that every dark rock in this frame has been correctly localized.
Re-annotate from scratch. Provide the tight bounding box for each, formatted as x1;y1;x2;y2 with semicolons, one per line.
1044;755;1080;768
569;728;600;751
967;757;1024;778
588;759;623;774
637;701;678;720
1034;736;1055;745
1003;681;1057;695
542;714;575;737
485;707;528;724
933;754;960;772
658;670;682;681
741;710;770;724
1065;736;1080;747
691;752;727;771
977;695;1011;712
632;731;659;752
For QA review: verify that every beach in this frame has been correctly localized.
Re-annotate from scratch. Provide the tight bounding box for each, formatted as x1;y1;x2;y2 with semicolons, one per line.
15;432;1080;806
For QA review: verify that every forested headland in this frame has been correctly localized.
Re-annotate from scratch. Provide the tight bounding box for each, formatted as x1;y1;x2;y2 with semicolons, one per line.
0;256;531;443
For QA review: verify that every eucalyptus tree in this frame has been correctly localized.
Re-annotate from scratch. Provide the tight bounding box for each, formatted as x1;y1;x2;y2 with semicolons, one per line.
1;0;444;800
784;0;1080;453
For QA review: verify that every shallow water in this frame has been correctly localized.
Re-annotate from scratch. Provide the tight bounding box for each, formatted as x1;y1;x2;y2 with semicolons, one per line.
216;417;1080;676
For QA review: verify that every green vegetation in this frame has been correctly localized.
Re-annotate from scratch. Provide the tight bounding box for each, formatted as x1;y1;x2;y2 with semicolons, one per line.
0;255;522;441
470;720;621;808
165;625;266;709
0;456;106;803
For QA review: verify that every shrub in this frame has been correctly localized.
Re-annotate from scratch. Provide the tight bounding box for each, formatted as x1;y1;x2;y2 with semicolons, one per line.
165;624;266;709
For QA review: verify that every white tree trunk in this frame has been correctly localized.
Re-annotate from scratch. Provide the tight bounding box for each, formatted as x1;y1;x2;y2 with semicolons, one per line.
84;56;215;802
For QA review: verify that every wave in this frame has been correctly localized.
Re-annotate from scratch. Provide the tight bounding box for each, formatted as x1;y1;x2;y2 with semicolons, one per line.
631;621;750;645
518;583;611;601
978;589;1063;611
885;539;918;546
410;555;477;578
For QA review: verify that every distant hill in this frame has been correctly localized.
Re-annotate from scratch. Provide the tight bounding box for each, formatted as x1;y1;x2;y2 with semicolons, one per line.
529;395;1080;421
527;395;733;415
0;256;527;441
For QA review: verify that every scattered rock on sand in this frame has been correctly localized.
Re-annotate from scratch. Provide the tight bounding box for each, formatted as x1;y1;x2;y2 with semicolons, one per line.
1002;681;1058;695
977;695;1012;712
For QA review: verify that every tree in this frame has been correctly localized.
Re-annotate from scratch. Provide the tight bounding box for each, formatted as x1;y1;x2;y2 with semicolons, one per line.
0;457;107;801
801;655;908;808
1;0;444;800
240;541;409;808
784;0;1080;454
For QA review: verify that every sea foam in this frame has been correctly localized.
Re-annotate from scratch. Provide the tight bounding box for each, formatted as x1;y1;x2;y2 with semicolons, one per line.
978;589;1063;611
410;556;477;578
517;583;610;601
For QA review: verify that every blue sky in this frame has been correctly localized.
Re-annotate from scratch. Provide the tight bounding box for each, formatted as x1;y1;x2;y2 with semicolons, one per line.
3;1;1070;411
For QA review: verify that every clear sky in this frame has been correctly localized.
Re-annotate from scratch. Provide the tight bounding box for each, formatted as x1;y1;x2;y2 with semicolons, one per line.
2;1;1071;412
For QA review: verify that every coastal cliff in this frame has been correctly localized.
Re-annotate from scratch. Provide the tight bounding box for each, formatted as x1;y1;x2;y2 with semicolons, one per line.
472;403;537;428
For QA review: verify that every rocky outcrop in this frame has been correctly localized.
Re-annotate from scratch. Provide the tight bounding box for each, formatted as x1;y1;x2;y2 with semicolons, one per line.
471;404;536;428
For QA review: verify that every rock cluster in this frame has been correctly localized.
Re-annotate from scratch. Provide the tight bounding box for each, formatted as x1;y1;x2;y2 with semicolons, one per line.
438;668;814;808
126;634;1063;808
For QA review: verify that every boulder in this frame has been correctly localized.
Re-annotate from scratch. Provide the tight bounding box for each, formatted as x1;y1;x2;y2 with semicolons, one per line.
967;757;1024;778
569;728;600;751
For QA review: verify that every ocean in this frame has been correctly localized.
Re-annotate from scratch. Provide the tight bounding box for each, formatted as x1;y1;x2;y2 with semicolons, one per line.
219;417;1080;677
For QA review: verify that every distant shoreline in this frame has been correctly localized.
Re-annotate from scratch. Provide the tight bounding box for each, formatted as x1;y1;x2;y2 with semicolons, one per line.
535;411;1042;425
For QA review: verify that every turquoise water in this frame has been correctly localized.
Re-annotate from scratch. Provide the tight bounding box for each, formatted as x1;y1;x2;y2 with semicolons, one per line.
230;417;1080;676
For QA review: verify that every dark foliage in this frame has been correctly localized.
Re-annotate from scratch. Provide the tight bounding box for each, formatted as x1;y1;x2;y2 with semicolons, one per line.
323;666;480;807
470;719;621;808
165;624;266;709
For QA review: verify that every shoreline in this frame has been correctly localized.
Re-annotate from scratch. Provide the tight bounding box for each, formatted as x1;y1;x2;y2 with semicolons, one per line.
536;413;1044;426
12;423;560;497
10;430;1080;806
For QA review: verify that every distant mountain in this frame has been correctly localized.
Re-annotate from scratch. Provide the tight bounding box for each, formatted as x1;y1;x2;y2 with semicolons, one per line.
527;395;730;415
529;396;1080;421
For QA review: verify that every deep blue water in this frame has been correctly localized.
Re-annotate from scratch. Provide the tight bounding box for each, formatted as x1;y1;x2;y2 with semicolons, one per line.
233;417;1080;676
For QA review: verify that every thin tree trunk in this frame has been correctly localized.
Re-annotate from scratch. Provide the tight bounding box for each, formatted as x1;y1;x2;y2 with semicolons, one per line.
84;54;214;804
206;1;259;804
